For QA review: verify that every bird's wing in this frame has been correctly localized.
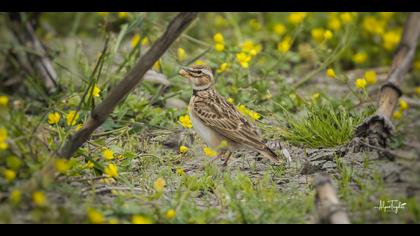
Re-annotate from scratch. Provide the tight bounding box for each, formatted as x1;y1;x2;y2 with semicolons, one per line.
192;92;267;151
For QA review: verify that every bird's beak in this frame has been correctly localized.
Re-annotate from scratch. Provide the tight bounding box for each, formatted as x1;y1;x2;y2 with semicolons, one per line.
178;67;190;77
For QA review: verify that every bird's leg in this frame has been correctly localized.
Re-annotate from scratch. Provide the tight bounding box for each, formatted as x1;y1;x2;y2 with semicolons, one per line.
222;151;233;167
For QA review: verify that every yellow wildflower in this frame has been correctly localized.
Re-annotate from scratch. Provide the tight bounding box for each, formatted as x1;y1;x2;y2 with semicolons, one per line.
118;12;128;19
179;115;192;129
213;33;224;44
130;34;141;48
236;52;252;69
55;159;70;173
241;40;262;56
288;12;307;25
154;177;166;192
86;161;95;169
177;48;186;62
9;189;21;205
153;60;161;71
103;149;114;160
393;110;402;120
326;68;336;79
274;23;286;35
362;16;385;35
195;60;205;65
328;17;341;31
165;209;176;220
179;145;189;154
399;99;408;111
132;215;152;224
364;70;377;85
90;84;101;97
416;87;420;96
380;12;395;20
247;110;261;120
383;30;401;51
227;97;234;104
66;110;79;126
75;124;83;131
311;28;325;43
352;52;368;64
0;127;8;151
32;191;47;207
248;19;262;31
104;164;118;178
141;37;149;46
0;96;8;107
48;112;61;125
216;63;229;73
4;169;16;182
324;30;333;40
214;43;224;52
203;146;218;157
277;36;292;53
87;208;104;224
176;168;185;176
340;12;353;24
355;78;367;89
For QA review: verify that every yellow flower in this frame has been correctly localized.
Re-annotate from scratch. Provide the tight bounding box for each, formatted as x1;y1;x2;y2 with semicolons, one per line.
32;191;47;207
362;16;385;35
328;17;341;31
288;12;307;25
75;124;83;131
248;110;261;121
195;60;205;65
0;96;9;107
352;52;368;64
214;43;224;52
103;149;114;160
383;30;401;51
311;28;325;43
179;145;189;154
355;78;367;89
213;33;224;44
153;60;161;71
214;15;227;27
165;209;176;219
9;189;21;205
3;169;16;182
393;110;402;120
132;215;152;224
179;115;192;129
177;48;186;62
248;19;262;31
236;52;252;69
216;63;229;73
118;12;128;19
240;40;262;56
66;110;79;126
55;159;70;173
87;208;104;224
90;84;101;97
0;127;8;151
153;177;166;192
340;12;353;24
326;68;336;79
203;146;218;157
277;36;292;53
141;37;149;46
176;168;185;176
380;12;395;20
324;30;333;40
86;161;95;169
399;99;408;111
130;34;141;48
364;70;377;85
48;112;61;125
416;87;420;96
104;164;118;178
226;97;234;104
274;23;286;35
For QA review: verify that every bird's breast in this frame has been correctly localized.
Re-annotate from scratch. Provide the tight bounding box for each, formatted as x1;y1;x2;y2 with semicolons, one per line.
189;106;224;148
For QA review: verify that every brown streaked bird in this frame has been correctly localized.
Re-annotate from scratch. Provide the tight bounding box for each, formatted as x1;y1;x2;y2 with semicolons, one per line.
179;64;281;165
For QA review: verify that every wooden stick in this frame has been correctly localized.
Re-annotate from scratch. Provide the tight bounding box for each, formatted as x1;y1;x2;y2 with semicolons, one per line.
314;175;350;224
58;12;198;158
355;13;420;146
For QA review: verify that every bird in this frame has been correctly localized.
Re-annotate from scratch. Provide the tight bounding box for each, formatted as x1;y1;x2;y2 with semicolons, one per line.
178;64;282;165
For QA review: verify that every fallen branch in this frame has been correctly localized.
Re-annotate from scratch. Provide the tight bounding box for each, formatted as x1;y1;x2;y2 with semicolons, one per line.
58;12;198;158
313;175;350;224
355;12;420;148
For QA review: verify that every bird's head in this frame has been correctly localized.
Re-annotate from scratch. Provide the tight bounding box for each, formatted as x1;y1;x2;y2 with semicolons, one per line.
179;64;214;90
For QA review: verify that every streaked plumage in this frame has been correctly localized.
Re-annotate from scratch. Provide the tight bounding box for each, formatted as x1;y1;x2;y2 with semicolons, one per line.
179;64;281;164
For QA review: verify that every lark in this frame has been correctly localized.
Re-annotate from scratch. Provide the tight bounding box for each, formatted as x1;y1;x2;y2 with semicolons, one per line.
179;64;282;165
